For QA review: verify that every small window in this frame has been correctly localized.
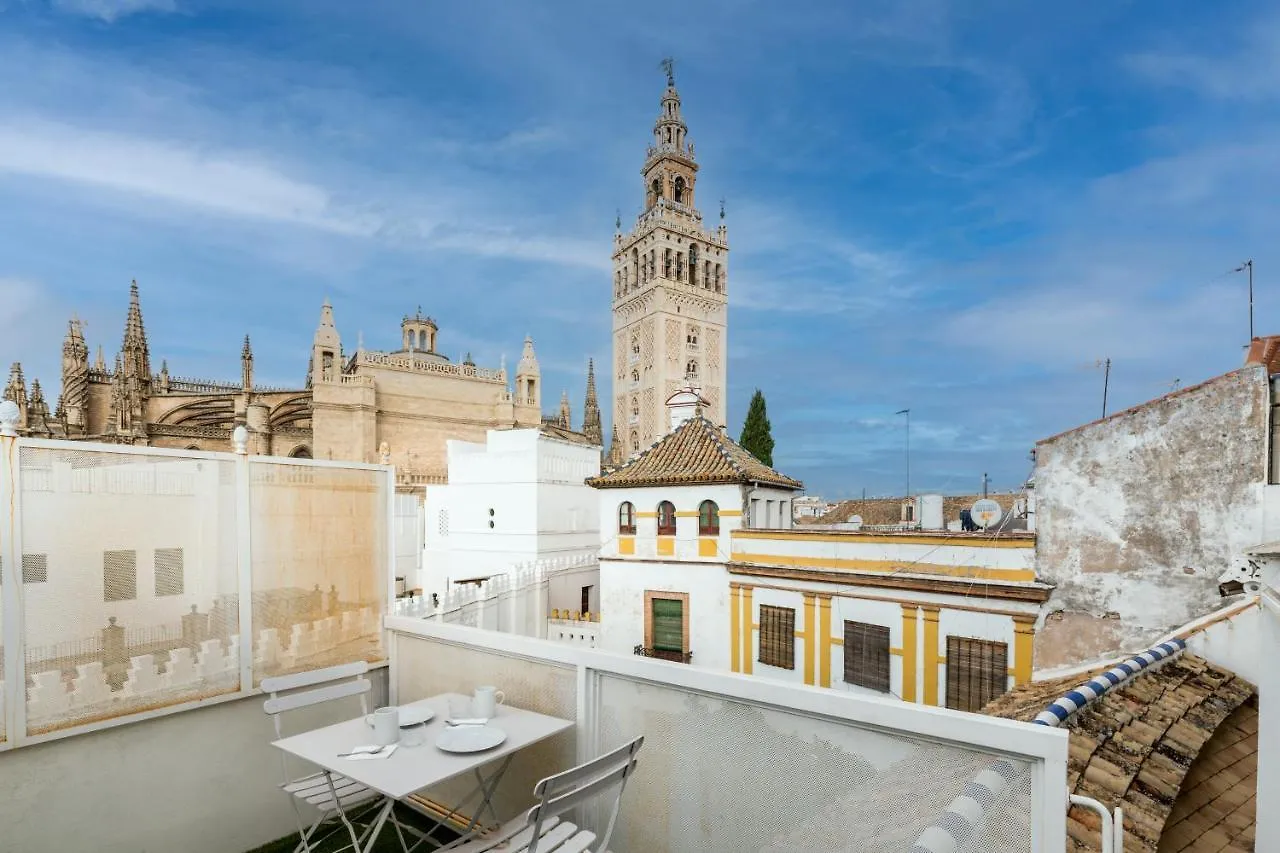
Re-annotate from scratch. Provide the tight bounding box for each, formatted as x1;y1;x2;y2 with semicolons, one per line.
650;596;686;661
104;549;137;602
657;501;676;535
698;500;719;536
630;431;640;452
618;501;636;535
759;605;796;669
843;621;890;692
22;553;48;584
581;585;593;616
154;548;184;597
631;369;640;384
686;360;699;380
946;637;1010;712
631;337;640;355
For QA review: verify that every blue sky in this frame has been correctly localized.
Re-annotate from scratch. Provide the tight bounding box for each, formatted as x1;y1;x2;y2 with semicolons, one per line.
1;0;1275;498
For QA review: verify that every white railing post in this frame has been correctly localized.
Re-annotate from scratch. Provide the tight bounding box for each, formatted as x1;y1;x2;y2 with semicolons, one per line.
1068;795;1113;853
232;426;254;694
1;401;28;748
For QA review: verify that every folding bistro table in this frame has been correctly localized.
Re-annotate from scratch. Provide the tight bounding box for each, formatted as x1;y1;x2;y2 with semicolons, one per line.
272;692;575;852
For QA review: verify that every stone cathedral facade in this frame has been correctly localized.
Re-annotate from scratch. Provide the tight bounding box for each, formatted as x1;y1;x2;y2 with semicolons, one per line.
3;282;603;487
611;65;729;457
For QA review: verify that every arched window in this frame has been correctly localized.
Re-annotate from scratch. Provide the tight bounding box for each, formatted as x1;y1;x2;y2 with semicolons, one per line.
651;178;662;201
704;260;711;288
630;430;639;452
686;360;699;380
688;244;699;283
676;252;685;281
715;264;723;293
289;445;312;459
699;500;720;536
618;501;636;535
686;326;699;346
632;248;639;284
663;249;672;278
631;397;639;419
631;336;640;356
673;176;685;204
419;331;427;350
631;369;640;385
657;501;677;535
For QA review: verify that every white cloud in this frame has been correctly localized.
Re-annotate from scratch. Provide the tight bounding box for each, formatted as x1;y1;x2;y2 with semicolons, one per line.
51;0;176;23
0;118;378;235
1126;17;1280;101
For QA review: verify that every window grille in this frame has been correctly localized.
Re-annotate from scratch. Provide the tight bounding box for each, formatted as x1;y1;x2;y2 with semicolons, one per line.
22;553;48;584
759;605;796;669
843;621;890;692
946;636;1009;712
104;550;137;602
154;548;184;597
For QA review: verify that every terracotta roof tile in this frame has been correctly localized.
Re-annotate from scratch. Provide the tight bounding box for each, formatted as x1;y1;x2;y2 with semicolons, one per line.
982;654;1257;853
586;414;803;490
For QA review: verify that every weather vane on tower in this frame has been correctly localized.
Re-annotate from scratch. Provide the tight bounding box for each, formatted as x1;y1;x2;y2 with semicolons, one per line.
661;57;675;86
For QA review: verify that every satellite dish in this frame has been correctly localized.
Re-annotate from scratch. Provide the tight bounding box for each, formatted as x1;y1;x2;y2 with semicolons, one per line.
971;499;1003;529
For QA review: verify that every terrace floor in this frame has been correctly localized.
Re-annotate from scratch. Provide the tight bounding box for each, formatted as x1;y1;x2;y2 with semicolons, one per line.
247;803;460;853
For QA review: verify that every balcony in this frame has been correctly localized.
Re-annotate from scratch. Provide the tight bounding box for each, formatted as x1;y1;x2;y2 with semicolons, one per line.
632;644;692;663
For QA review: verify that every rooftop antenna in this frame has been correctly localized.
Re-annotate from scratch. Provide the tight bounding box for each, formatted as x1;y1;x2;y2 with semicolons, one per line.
1231;260;1254;341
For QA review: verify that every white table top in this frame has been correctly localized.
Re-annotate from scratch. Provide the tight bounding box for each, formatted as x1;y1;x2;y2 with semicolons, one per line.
272;693;575;800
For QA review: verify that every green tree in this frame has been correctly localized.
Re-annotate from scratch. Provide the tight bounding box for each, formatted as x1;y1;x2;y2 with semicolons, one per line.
739;389;775;466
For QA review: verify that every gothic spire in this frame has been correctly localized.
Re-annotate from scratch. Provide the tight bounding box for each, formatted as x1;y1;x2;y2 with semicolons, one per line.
26;379;51;437
582;358;603;446
120;279;152;382
61;317;90;435
559;390;572;430
4;362;28;430
241;335;254;393
606;424;623;467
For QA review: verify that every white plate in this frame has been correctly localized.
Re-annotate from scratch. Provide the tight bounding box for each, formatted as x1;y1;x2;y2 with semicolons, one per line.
363;706;436;728
436;725;507;754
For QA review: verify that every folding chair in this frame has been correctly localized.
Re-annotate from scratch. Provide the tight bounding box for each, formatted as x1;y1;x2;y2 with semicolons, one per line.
262;662;409;853
441;735;643;853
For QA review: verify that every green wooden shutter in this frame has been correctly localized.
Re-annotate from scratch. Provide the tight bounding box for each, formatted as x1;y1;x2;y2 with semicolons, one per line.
652;598;684;651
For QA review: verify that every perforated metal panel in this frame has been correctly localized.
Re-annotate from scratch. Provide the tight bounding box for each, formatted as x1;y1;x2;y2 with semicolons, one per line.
19;446;240;736
593;674;1036;853
249;461;388;685
393;634;578;824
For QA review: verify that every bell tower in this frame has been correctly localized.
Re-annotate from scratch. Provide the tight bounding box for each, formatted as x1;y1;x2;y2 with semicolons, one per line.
611;61;729;455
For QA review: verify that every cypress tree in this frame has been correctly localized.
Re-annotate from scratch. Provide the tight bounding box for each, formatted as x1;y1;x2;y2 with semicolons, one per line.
739;389;775;466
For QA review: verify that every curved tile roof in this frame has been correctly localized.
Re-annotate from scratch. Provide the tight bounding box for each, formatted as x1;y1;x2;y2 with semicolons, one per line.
586;413;802;490
983;653;1255;852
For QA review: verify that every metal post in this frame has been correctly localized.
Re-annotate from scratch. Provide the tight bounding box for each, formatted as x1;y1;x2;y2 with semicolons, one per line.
1249;260;1255;342
1101;359;1111;419
896;409;911;497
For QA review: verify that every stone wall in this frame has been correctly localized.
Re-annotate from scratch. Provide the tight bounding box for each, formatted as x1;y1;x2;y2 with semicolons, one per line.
1033;366;1270;668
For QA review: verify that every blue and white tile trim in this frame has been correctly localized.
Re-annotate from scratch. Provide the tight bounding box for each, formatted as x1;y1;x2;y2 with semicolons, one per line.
1031;638;1186;728
908;638;1187;852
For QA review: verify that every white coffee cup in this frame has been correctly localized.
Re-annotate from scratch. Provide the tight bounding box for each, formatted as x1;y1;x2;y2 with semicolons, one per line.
472;686;505;720
370;706;400;746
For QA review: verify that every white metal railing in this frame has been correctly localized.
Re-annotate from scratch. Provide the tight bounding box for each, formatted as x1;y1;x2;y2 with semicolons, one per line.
387;618;1069;853
0;427;396;751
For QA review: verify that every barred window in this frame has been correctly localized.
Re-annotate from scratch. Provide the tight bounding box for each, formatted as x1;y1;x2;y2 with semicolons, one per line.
843;621;890;692
155;548;185;597
946;636;1009;712
23;553;48;584
759;605;796;669
104;549;137;602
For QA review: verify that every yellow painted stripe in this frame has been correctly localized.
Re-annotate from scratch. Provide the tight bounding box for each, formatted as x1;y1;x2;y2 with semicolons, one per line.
728;552;1035;583
1012;616;1035;686
719;510;743;517
733;529;1033;548
900;605;919;703
889;647;904;656
675;511;700;517
742;587;754;675
656;536;674;557
729;586;741;673
636;511;657;518
817;596;832;688
802;594;817;686
922;608;940;706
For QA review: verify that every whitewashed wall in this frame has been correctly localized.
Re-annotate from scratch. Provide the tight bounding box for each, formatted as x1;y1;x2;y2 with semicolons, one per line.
730;529;1035;578
1034;366;1271;668
597;482;745;560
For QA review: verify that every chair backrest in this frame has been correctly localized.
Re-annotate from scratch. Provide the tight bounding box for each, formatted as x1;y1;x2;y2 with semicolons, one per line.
262;661;372;741
525;736;644;853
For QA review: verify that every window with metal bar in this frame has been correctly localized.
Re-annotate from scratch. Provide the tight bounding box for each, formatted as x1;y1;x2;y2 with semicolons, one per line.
104;549;137;602
155;548;185;597
651;597;685;662
843;621;890;692
945;636;1009;712
759;605;796;669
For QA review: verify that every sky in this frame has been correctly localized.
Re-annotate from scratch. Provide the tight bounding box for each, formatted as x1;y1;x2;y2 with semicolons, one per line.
0;0;1276;499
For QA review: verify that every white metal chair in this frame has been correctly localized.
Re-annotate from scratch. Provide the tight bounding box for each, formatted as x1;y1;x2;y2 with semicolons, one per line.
441;735;643;853
262;661;407;853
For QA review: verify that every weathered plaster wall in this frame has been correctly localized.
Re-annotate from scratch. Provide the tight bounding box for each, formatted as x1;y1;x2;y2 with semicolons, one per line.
1034;366;1270;668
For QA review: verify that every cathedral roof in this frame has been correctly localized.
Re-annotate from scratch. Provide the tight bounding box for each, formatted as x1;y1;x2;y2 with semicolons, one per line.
587;413;802;490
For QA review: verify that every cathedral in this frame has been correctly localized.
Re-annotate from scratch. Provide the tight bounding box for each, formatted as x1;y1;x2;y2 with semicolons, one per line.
610;61;729;457
3;65;727;482
3;282;603;487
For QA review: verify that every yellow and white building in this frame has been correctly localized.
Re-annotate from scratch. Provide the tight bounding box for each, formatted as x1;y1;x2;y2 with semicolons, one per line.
589;393;1051;709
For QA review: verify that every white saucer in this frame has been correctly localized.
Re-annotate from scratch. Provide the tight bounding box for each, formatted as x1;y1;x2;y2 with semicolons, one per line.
436;725;506;754
364;706;436;728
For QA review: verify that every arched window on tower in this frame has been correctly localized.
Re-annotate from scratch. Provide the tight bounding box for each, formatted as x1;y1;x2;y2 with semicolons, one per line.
686;326;699;346
714;264;723;293
688;244;699;284
676;252;685;281
699;500;720;536
651;178;662;203
657;501;677;535
630;430;639;452
673;176;685;204
631;369;640;386
631;397;640;422
632;249;639;286
631;336;640;357
704;260;712;289
665;127;672;144
649;250;656;280
663;249;672;278
419;331;427;350
618;501;636;535
686;360;699;380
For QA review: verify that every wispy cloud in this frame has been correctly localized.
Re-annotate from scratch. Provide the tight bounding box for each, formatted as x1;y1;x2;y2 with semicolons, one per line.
50;0;176;23
1126;16;1280;101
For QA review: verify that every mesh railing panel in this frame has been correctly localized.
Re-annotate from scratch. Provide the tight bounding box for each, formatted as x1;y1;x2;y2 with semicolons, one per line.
594;674;1035;853
393;634;578;824
249;461;388;685
19;446;240;736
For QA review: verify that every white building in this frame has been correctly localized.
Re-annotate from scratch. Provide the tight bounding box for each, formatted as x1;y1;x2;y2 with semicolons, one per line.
421;427;601;616
792;494;832;520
